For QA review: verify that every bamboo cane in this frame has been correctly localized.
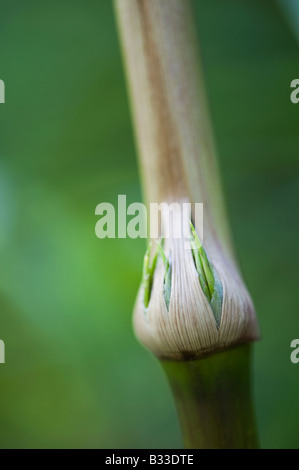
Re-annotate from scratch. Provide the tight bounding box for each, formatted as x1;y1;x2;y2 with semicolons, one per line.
114;0;260;448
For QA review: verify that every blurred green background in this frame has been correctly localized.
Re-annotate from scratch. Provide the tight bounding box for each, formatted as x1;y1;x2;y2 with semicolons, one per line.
0;0;298;449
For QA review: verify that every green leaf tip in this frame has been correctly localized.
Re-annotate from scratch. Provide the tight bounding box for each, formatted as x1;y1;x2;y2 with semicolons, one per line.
156;241;171;311
142;242;157;312
190;222;223;328
141;240;171;313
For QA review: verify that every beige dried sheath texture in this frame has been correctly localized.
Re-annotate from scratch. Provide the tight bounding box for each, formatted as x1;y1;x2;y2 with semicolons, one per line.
134;221;259;361
115;0;259;360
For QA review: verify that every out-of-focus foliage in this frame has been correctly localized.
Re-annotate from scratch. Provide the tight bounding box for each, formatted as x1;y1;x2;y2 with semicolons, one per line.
0;0;298;448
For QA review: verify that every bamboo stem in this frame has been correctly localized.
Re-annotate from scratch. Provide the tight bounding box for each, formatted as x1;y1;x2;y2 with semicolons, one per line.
114;0;260;449
162;344;259;449
114;0;232;255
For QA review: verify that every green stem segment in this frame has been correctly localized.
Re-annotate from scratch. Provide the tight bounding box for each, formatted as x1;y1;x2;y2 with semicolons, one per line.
162;344;259;449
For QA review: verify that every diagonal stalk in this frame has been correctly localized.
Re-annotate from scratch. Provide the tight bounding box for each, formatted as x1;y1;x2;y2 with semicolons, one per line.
114;0;260;449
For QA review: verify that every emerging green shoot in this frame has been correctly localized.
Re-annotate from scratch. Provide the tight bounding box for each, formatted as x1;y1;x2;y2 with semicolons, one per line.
142;240;171;312
156;241;171;311
190;222;223;328
142;242;158;311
